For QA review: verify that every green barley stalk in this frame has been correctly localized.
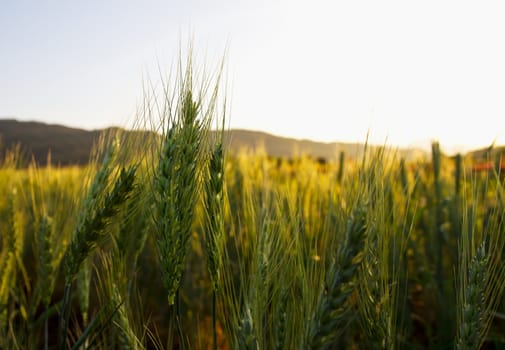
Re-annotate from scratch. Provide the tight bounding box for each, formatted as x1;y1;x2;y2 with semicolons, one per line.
356;150;410;349
456;242;487;350
153;89;204;306
36;215;53;350
273;289;288;350
233;190;277;350
143;50;223;348
59;144;136;349
203;141;225;350
63;165;137;283
307;205;367;350
456;177;505;350
204;141;225;293
36;215;53;308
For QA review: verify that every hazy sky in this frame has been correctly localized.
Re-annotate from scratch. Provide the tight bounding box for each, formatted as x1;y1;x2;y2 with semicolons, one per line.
1;0;505;152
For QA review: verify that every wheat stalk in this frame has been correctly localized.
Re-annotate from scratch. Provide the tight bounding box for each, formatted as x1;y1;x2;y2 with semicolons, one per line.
153;89;204;305
36;215;54;308
63;166;136;282
59;158;136;349
456;243;487;350
204;142;225;292
307;205;367;350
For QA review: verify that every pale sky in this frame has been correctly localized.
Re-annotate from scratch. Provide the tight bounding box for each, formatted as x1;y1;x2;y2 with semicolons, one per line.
1;0;505;153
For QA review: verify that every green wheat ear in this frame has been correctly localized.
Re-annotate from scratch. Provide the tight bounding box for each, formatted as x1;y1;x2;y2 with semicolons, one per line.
308;205;367;350
59;144;136;349
154;89;204;305
456;243;487;350
36;215;54;308
204;142;225;292
63;165;137;282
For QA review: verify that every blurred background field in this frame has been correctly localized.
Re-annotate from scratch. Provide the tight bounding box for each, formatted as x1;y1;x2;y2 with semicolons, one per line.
1;117;505;349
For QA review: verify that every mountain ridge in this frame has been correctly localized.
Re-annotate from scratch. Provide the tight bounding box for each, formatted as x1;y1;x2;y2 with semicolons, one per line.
0;119;427;165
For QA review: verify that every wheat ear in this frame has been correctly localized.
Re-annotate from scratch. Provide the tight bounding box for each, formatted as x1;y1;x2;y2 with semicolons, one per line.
308;205;367;350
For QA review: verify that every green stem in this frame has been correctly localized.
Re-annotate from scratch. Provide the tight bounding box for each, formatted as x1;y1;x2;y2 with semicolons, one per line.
212;290;217;350
58;282;72;350
44;315;48;350
176;290;184;350
168;305;173;349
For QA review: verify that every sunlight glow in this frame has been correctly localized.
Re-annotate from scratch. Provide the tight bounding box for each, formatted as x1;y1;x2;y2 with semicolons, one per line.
1;0;504;153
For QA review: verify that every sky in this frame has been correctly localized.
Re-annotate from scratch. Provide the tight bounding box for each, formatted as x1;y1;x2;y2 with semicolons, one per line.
1;0;505;153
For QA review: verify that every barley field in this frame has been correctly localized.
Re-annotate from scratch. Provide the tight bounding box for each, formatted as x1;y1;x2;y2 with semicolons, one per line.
1;62;505;350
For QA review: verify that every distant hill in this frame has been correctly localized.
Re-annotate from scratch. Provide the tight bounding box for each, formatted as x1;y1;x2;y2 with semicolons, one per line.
224;129;388;160
0;119;105;165
223;129;357;159
0;119;424;166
